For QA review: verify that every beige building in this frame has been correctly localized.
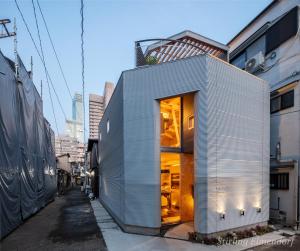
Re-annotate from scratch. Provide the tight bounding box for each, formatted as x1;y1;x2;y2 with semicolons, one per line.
89;82;115;139
55;134;85;163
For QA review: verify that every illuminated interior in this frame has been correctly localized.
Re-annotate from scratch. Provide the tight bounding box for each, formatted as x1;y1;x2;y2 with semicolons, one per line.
160;95;194;225
161;152;181;224
160;97;181;148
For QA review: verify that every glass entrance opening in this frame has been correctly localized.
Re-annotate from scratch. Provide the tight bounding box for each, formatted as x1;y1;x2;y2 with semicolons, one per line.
160;95;194;225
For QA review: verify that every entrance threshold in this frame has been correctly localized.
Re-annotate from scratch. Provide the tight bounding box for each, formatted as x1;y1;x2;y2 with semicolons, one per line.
163;221;194;240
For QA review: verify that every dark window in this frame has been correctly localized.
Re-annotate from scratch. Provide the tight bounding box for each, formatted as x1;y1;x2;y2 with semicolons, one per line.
270;90;294;113
270;173;289;190
281;90;294;110
266;7;298;54
270;96;280;113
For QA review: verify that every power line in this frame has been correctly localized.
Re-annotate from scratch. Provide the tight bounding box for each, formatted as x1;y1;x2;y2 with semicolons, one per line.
80;0;87;173
36;0;73;100
31;0;59;136
14;0;67;120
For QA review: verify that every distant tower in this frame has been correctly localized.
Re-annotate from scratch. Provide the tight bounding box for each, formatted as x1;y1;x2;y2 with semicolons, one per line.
72;92;83;122
65;93;84;142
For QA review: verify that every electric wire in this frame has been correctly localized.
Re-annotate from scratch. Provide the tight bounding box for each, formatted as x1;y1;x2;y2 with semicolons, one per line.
36;0;73;100
80;0;87;171
14;0;67;120
31;0;59;137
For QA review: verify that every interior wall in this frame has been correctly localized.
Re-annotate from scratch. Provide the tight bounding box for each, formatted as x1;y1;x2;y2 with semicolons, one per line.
182;94;194;153
180;153;194;222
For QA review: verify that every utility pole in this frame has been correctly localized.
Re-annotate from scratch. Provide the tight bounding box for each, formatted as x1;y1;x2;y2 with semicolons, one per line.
0;18;18;78
0;19;16;38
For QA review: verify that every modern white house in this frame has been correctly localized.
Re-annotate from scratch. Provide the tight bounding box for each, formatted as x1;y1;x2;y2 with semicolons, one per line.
98;49;270;235
228;0;300;226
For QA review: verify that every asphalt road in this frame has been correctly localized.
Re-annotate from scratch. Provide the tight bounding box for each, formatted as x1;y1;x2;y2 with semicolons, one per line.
0;187;107;251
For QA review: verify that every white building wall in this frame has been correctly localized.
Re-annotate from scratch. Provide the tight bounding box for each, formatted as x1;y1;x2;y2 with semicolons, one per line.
99;54;269;234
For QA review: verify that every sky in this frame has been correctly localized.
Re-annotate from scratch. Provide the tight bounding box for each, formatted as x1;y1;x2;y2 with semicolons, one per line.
0;0;272;139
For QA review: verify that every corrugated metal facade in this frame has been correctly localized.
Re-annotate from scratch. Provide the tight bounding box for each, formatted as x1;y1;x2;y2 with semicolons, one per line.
99;54;269;234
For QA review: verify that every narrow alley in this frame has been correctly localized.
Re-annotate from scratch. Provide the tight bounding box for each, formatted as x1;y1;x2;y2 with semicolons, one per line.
0;188;107;251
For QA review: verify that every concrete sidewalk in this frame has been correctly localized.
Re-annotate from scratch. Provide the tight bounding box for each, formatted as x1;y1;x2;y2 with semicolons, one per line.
91;200;287;251
1;188;107;251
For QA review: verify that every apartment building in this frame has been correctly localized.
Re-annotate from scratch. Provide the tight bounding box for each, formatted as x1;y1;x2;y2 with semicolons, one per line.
89;82;115;139
228;0;300;226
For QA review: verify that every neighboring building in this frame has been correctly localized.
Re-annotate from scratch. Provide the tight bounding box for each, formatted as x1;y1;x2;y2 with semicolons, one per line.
103;82;115;108
89;82;115;139
89;94;104;139
135;30;228;67
228;0;300;226
98;51;269;235
65;92;83;142
56;153;72;173
55;134;84;164
0;52;56;239
56;154;72;195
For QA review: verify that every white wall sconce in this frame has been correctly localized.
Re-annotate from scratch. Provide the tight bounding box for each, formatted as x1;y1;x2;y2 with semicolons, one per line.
240;209;245;216
219;212;225;220
256;207;261;213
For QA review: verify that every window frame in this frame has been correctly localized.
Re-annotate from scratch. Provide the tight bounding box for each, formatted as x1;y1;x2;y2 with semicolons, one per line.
266;7;298;55
270;173;289;190
270;89;294;114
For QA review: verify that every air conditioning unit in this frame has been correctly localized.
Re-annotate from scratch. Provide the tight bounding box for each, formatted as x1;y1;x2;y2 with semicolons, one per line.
245;51;265;73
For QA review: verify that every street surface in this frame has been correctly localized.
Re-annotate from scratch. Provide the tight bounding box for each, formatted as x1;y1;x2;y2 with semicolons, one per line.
0;187;107;251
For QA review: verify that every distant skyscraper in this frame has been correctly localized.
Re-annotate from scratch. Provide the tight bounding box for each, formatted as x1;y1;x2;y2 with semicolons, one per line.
72;92;83;122
65;92;84;142
89;82;115;139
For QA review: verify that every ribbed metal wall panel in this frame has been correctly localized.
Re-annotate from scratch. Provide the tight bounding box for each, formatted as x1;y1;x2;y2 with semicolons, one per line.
99;54;269;234
98;77;125;222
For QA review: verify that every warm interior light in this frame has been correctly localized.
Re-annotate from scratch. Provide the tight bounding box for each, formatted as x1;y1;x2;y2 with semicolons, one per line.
161;153;181;224
160;97;181;148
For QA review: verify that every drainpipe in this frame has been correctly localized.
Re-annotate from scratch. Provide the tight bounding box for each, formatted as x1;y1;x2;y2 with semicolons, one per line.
296;160;299;229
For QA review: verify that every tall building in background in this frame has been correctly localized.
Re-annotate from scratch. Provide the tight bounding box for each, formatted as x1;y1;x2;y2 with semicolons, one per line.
65;92;84;142
103;81;114;108
89;82;115;139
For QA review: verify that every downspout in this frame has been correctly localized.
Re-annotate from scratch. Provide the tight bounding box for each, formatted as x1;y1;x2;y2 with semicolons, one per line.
296;160;299;229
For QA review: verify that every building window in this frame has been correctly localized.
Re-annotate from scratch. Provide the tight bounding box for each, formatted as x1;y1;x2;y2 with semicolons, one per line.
266;7;298;54
270;173;289;190
270;90;294;113
107;120;110;134
160;97;181;148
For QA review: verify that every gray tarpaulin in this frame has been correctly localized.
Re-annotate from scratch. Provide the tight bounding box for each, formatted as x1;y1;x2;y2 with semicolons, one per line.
0;51;56;239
